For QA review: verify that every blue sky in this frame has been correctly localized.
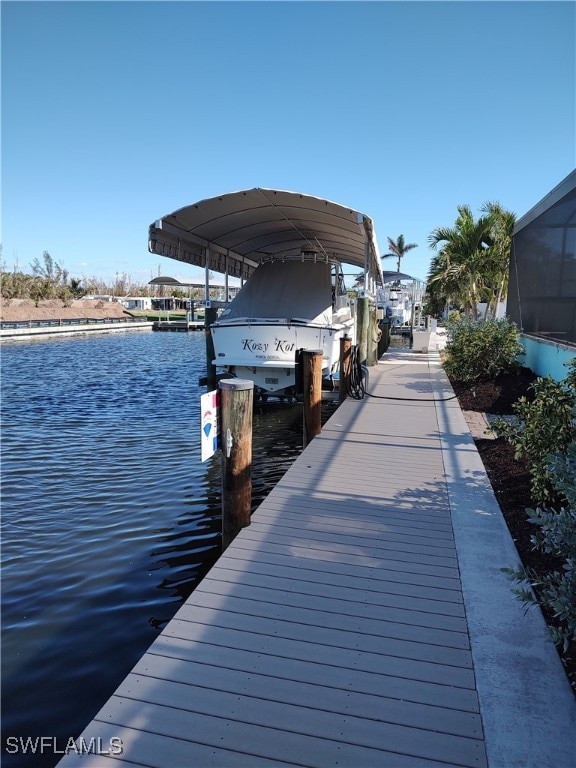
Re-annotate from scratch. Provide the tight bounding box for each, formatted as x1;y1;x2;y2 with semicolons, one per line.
2;1;575;286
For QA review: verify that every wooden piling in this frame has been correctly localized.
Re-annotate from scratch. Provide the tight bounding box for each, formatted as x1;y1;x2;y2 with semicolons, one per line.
378;318;391;357
367;303;379;366
302;349;323;447
339;335;352;404
219;378;254;551
356;297;369;367
204;306;218;391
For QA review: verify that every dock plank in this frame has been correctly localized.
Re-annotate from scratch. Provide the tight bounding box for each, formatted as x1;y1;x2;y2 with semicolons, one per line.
256;500;456;530
161;617;477;688
221;542;465;602
86;697;465;768
131;654;483;737
186;587;471;649
201;566;468;628
228;536;463;592
174;603;474;666
98;679;487;768
251;511;456;540
146;633;481;710
237;522;458;568
207;558;467;616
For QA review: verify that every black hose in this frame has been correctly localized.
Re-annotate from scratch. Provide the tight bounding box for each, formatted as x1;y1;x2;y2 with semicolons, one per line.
346;344;459;403
349;345;366;400
366;391;459;402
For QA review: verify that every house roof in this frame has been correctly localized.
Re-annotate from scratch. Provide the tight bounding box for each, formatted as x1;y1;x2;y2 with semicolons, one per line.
148;188;383;284
513;169;576;234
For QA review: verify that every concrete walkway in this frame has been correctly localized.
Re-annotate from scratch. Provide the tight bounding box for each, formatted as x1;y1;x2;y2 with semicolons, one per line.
420;350;576;767
58;348;576;768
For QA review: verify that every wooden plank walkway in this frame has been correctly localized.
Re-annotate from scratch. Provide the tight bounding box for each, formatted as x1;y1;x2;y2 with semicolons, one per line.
58;349;576;768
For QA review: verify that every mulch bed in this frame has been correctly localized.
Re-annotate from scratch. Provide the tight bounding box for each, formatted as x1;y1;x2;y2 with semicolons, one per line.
450;368;575;693
450;366;537;413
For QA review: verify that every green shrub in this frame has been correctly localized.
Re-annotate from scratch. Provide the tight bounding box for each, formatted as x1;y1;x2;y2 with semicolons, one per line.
565;358;576;390
447;310;461;324
503;442;576;654
492;363;576;504
443;317;523;383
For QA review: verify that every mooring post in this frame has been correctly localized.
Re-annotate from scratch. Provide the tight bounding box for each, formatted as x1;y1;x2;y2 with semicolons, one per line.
356;296;369;367
339;335;352;404
378;317;391;357
204;306;218;391
219;378;254;551
367;303;379;366
302;349;323;447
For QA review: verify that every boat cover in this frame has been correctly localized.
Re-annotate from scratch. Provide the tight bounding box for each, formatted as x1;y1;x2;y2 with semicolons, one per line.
148;188;383;284
382;270;425;283
218;261;332;325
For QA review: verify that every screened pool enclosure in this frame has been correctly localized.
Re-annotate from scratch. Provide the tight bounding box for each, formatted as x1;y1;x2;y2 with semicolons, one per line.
508;169;576;346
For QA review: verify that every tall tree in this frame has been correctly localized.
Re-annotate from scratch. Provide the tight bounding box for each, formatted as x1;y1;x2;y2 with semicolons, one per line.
30;251;68;285
68;278;85;299
428;205;493;320
29;251;69;302
385;235;418;273
425;249;467;318
481;201;516;318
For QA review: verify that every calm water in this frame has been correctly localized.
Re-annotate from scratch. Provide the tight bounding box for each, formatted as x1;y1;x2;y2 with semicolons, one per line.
1;330;323;768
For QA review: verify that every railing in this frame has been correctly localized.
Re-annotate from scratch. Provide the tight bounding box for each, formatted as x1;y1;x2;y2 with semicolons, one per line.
0;317;147;330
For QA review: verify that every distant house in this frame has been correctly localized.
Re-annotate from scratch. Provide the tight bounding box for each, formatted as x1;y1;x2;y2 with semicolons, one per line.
122;296;153;311
152;297;183;311
507;169;576;380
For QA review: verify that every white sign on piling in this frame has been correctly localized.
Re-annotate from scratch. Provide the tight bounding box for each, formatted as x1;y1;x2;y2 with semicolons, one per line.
200;390;219;462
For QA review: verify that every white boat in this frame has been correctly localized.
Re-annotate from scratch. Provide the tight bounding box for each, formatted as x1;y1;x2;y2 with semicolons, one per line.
211;258;355;396
377;271;426;331
148;188;383;398
377;272;447;352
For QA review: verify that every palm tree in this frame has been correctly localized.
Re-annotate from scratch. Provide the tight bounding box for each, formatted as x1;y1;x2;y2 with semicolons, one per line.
68;278;85;299
385;235;418;273
481;202;516;319
428;205;493;320
425;249;467;318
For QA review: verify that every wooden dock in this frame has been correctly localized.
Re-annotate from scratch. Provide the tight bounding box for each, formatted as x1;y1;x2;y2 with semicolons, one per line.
154;320;205;332
58;349;576;768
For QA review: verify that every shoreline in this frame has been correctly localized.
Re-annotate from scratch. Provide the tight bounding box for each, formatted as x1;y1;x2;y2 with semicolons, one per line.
0;299;155;341
1;317;154;342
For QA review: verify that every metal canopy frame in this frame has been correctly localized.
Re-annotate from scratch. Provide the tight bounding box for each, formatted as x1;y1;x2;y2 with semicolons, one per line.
148;188;383;289
148;276;239;289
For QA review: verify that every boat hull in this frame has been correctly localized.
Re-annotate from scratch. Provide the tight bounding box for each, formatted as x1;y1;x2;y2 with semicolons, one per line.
211;320;355;396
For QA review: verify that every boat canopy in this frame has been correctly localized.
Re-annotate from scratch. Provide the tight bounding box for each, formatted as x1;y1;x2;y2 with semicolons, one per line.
148;188;383;285
382;271;425;283
219;261;332;325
